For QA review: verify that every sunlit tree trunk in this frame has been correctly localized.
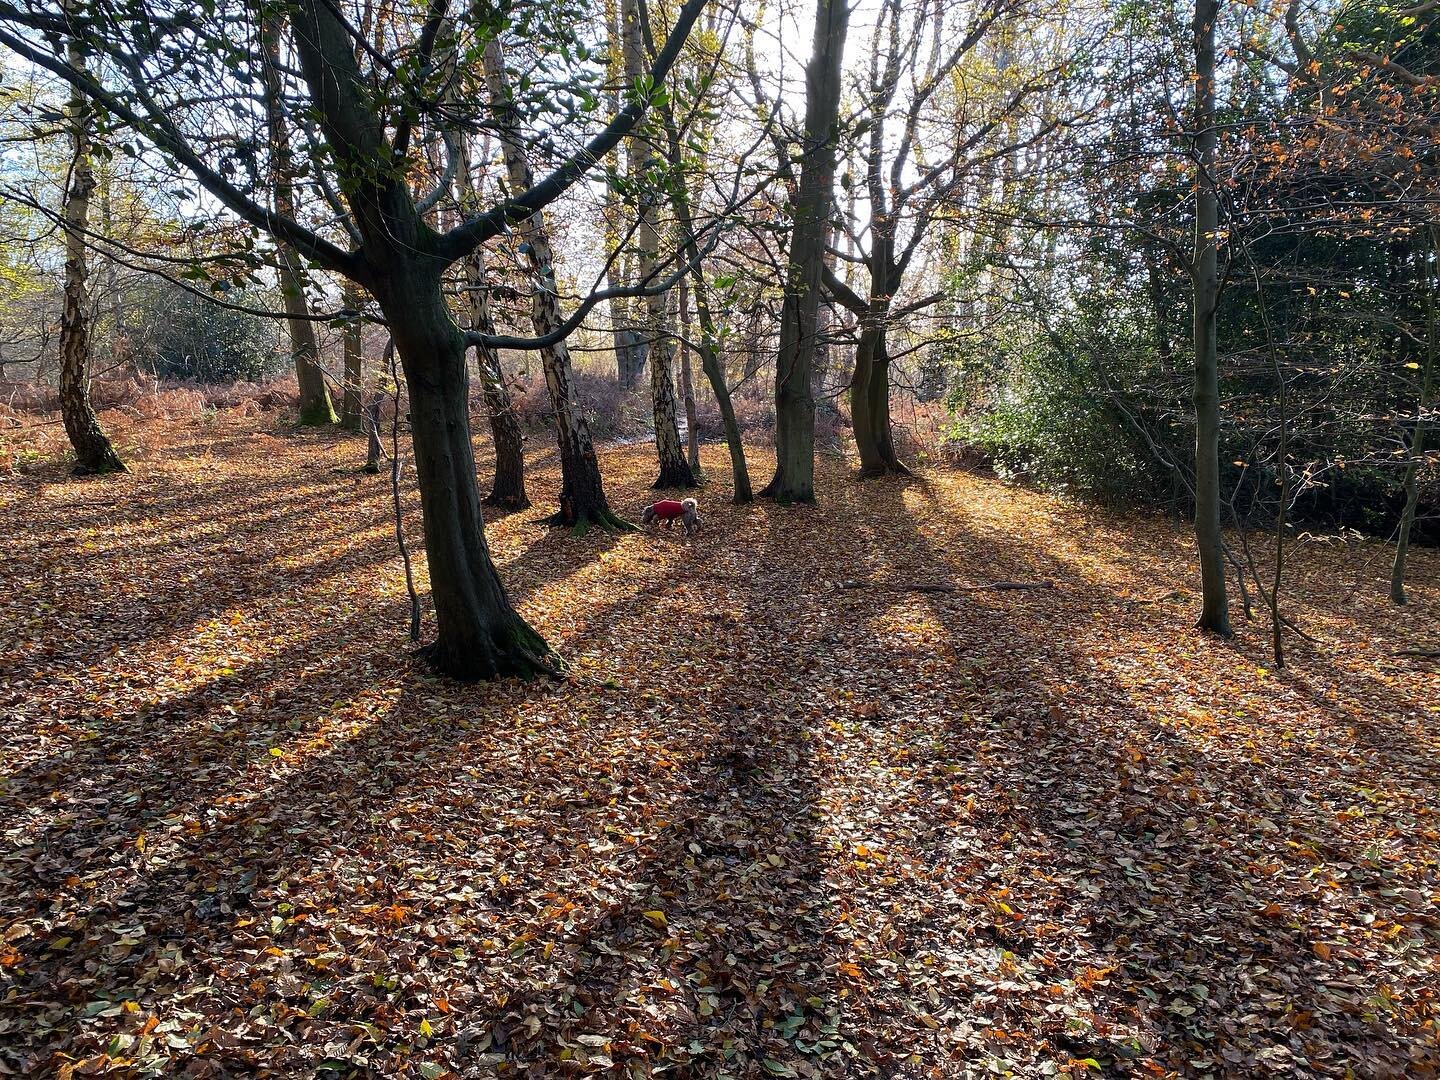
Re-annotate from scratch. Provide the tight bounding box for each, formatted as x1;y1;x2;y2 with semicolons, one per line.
465;247;529;510
341;283;364;431
623;0;693;489
678;277;701;475
58;23;123;476
1393;225;1439;604
1190;0;1230;635
261;15;337;426
483;38;629;529
762;0;850;502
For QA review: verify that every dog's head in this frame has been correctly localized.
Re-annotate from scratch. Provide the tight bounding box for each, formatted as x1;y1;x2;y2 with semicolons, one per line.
682;498;698;512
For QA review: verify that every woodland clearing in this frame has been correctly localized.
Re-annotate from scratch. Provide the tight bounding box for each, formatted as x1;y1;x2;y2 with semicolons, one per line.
2;417;1438;1078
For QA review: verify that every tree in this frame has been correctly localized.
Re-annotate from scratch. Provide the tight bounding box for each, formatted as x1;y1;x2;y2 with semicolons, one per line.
624;0;694;490
56;18;123;474
0;0;707;676
760;0;850;503
481;36;630;530
259;14;337;427
1189;0;1231;636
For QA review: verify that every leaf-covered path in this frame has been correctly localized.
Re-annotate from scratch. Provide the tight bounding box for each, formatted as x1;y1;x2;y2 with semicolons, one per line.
3;420;1438;1077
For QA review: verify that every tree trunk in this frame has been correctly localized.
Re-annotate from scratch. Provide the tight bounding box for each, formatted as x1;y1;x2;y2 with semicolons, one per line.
679;277;701;476
761;0;850;503
623;0;694;490
465;247;529;511
1393;224;1439;604
373;269;554;679
483;39;628;530
261;16;336;427
364;392;383;474
850;319;908;476
1190;0;1230;636
604;0;639;390
341;284;364;431
58;24;123;476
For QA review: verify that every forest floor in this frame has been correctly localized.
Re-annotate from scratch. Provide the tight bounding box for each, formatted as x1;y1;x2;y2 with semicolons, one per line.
2;415;1439;1079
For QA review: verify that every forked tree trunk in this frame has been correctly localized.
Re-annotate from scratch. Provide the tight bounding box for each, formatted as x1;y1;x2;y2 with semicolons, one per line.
850;319;909;476
465;248;529;510
623;0;694;490
373;269;553;678
483;39;628;530
341;284;364;431
1190;0;1230;636
261;16;337;427
762;0;850;503
58;26;123;476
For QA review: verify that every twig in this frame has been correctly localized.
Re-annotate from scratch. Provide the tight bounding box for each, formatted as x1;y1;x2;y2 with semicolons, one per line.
838;579;1055;593
387;339;421;643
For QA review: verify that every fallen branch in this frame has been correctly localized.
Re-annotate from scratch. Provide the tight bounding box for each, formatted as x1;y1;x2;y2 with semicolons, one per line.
1393;648;1440;658
838;579;1055;593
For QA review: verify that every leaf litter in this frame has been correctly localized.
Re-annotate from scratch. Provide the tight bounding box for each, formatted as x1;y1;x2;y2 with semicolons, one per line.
1;417;1438;1078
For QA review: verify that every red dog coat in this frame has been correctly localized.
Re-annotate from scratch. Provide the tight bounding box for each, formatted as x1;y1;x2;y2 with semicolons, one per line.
650;499;685;520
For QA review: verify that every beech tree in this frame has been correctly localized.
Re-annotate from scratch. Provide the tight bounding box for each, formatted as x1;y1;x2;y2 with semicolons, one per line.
0;0;707;676
761;0;850;503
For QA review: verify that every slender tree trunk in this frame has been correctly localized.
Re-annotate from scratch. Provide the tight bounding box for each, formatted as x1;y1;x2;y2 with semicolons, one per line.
761;0;851;503
58;24;123;476
653;76;751;500
261;16;336;426
679;277;701;475
364;392;383;474
1393;225;1439;604
604;0;640;390
341;284;364;431
1190;0;1230;636
483;39;629;530
623;0;694;490
465;248;529;510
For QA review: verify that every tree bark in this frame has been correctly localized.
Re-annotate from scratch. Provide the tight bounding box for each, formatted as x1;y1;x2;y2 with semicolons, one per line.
261;16;337;426
465;247;529;511
288;0;553;678
850;319;908;476
1393;225;1439;604
483;39;629;529
761;0;850;503
679;277;701;475
341;283;364;431
1190;0;1231;636
58;22;123;476
372;268;554;678
624;0;694;490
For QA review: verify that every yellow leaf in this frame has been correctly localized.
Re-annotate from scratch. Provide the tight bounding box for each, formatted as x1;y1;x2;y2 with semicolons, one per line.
642;910;667;929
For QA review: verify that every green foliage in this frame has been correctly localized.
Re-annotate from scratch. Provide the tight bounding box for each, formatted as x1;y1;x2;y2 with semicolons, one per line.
132;283;283;384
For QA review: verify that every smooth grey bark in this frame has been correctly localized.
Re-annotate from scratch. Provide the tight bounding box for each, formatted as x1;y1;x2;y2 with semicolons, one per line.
58;21;123;475
761;0;850;502
1190;0;1230;636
